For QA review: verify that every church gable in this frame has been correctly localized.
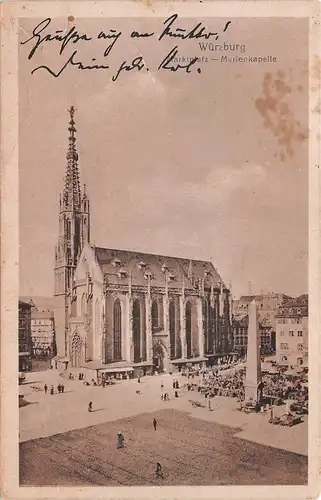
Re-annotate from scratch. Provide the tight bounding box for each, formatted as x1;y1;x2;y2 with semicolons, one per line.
74;242;104;284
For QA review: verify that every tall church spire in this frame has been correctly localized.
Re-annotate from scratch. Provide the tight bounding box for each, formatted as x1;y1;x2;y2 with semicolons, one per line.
54;106;91;356
63;106;81;211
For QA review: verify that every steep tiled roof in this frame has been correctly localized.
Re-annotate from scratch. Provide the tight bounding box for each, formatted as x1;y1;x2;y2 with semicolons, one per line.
275;294;308;317
19;300;32;309
93;246;224;290
238;295;263;303
281;294;308;307
20;296;56;311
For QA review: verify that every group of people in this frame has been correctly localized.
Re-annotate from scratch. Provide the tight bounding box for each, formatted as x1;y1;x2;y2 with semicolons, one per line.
44;383;65;395
261;371;308;402
187;365;308;409
189;368;246;401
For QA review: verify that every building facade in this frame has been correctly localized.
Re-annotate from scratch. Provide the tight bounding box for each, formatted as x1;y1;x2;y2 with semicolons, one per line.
234;293;291;330
232;315;273;356
275;295;308;368
31;310;56;356
53;107;233;376
18;300;32;371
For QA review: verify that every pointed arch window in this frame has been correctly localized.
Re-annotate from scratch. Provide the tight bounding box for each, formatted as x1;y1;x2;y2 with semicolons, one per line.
81;293;86;316
113;299;122;360
169;300;176;359
133;300;141;362
66;219;71;240
186;301;192;358
151;301;158;331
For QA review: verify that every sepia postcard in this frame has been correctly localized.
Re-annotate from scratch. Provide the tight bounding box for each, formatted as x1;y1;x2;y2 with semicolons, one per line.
1;1;320;499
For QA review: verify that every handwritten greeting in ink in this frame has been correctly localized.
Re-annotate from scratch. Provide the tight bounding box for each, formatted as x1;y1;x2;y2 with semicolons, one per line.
20;15;232;81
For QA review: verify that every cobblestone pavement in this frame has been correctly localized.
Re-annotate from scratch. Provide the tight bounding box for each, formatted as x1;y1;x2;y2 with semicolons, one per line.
19;370;308;456
20;408;307;486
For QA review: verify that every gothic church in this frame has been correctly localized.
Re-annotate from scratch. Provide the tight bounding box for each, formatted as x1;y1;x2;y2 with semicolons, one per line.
54;108;233;378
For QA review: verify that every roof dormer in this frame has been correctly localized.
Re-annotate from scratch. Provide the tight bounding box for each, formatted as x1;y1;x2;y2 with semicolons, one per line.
138;261;147;270
144;270;154;280
117;268;127;279
112;258;122;268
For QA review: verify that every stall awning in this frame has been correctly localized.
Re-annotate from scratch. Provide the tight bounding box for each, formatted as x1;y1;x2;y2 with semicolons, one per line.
99;367;133;374
133;361;154;367
171;357;208;365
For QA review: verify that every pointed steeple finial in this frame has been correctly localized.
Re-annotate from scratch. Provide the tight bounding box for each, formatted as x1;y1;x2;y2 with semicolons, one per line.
63;106;81;210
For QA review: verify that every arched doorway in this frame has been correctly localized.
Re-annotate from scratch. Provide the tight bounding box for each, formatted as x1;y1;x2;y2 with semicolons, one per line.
153;343;168;373
186;302;192;358
70;331;82;367
133;300;141;362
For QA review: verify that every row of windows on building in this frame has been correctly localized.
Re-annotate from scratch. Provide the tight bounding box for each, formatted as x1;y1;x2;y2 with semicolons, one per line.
70;297;201;367
280;343;305;351
32;320;53;325
278;317;303;324
32;328;54;334
280;330;303;336
32;336;53;342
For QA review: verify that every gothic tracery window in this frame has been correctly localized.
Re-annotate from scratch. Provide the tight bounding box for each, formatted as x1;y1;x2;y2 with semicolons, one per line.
133;299;141;362
186;301;192;358
151;301;158;331
169;300;176;359
113;299;122;360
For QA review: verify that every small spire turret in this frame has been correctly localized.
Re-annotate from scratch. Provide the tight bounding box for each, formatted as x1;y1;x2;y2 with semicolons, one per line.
63;106;81;210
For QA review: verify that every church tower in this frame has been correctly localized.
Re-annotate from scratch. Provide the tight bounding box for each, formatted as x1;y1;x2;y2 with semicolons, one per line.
54;106;90;356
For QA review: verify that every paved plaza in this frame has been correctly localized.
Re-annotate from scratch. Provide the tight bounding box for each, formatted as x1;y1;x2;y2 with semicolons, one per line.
19;370;308;486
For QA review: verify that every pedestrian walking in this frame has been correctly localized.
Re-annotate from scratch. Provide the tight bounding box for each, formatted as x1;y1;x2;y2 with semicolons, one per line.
208;398;212;411
88;401;93;412
175;390;178;398
269;405;274;423
161;382;164;391
117;431;124;449
155;462;163;479
153;418;157;431
138;376;141;383
57;384;61;394
50;385;54;395
172;380;175;389
61;384;65;393
44;384;48;394
161;393;164;402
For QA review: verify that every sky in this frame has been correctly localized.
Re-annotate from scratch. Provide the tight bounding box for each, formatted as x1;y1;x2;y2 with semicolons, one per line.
19;16;309;298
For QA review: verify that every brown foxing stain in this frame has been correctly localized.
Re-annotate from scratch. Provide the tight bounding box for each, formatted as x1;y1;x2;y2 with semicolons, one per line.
68;15;75;22
310;55;321;114
310;55;321;81
313;100;321;115
255;71;308;161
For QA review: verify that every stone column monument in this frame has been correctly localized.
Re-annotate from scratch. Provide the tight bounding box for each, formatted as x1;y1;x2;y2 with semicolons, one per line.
244;300;261;403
